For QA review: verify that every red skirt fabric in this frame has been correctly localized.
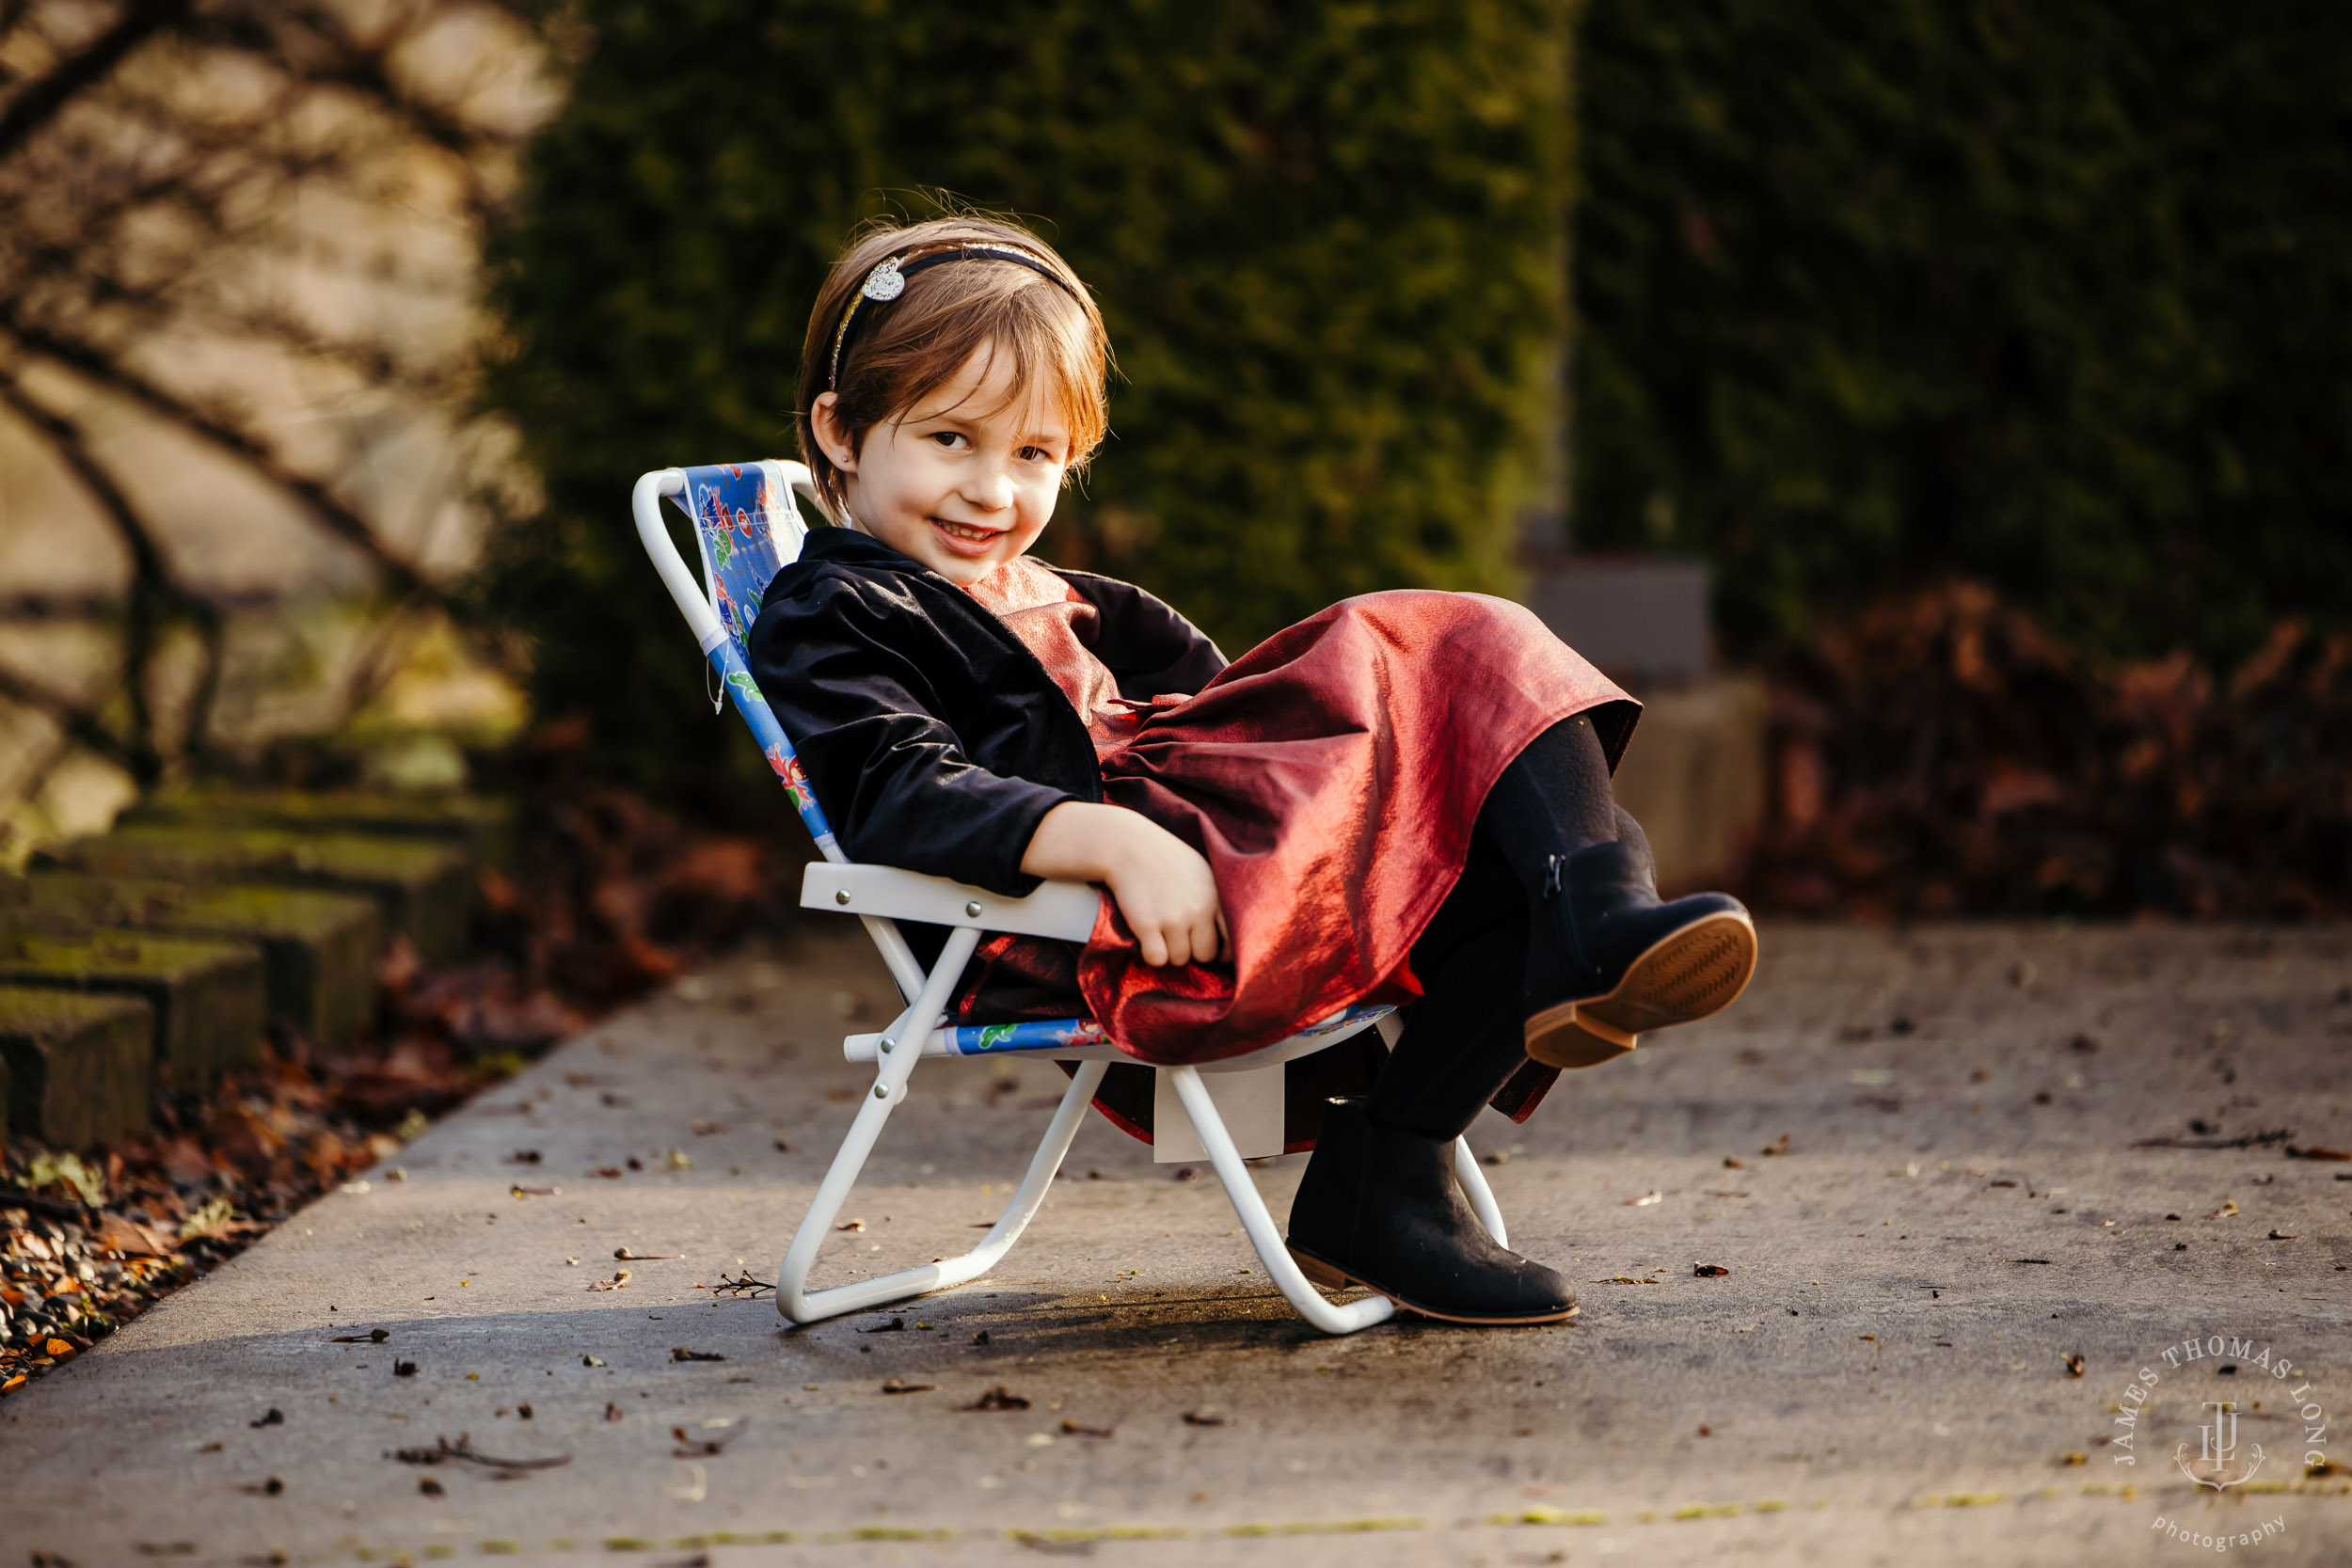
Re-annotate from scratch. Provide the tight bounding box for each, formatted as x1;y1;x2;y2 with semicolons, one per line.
966;587;1639;1068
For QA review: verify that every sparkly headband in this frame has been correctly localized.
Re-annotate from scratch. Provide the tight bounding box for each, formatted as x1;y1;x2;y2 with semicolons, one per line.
825;243;1082;391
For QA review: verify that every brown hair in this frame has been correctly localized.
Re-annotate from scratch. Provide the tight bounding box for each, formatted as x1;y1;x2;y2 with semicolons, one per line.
795;216;1110;521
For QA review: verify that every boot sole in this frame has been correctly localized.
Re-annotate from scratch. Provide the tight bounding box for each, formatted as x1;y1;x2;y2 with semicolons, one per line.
1286;1244;1581;1326
1524;909;1759;1070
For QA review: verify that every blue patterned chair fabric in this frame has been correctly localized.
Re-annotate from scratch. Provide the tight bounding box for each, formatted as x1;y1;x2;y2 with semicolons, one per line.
668;462;837;857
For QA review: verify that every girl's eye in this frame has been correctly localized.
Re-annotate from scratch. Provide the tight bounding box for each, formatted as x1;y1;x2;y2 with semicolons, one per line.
1019;446;1057;463
929;431;967;449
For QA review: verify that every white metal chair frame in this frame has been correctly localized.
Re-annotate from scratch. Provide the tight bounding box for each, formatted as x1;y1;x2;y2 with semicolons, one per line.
633;460;1508;1336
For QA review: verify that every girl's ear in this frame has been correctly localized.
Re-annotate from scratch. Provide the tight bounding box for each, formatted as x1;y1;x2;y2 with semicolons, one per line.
809;392;859;473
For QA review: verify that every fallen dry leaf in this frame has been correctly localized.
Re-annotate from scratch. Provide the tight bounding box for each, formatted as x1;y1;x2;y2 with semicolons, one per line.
880;1379;936;1395
670;1347;725;1362
672;1423;738;1456
1181;1410;1229;1427
1693;1264;1729;1277
2132;1129;2295;1150
388;1434;570;1471
965;1385;1030;1412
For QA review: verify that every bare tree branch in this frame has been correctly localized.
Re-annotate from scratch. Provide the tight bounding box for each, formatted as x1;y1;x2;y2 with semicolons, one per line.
1;316;434;597
0;373;224;776
0;0;542;801
0;0;191;159
0;664;139;776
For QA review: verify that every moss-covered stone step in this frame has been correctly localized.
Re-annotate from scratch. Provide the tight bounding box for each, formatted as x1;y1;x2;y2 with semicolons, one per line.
0;987;153;1148
0;875;381;1048
40;826;471;964
0;932;262;1088
122;787;516;871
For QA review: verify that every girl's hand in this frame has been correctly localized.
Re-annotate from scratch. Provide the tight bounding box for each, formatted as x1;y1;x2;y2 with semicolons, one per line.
1021;801;1227;968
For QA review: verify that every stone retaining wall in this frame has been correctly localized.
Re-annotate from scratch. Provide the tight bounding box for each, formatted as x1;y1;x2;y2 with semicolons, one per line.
0;791;509;1148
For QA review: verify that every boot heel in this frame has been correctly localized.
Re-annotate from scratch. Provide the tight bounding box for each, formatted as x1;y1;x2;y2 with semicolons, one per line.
1288;1247;1350;1291
1523;1006;1637;1070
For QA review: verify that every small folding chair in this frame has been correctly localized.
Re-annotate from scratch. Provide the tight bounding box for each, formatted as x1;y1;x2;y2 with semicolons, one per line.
632;460;1510;1335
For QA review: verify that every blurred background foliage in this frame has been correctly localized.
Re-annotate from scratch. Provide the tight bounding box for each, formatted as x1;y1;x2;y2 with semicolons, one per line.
12;0;2343;911
477;0;1572;787
1574;0;2352;668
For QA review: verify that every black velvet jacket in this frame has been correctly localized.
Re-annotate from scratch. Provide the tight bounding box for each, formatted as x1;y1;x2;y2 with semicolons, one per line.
747;527;1226;895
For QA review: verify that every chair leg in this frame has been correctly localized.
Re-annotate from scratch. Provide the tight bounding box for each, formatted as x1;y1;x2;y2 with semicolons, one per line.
774;927;1004;1324
1163;1064;1395;1336
1454;1138;1508;1248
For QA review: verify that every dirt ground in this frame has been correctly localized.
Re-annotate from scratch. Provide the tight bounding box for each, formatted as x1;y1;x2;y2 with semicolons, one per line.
5;919;2349;1567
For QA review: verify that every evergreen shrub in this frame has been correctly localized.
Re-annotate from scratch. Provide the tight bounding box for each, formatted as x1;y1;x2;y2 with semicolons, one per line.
479;0;1571;786
1575;0;2352;665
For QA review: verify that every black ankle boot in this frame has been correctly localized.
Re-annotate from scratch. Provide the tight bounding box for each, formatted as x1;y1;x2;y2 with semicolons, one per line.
1284;1098;1577;1325
1521;839;1758;1070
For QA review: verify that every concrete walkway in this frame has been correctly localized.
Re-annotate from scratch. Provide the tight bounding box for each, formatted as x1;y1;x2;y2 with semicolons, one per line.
6;920;2350;1566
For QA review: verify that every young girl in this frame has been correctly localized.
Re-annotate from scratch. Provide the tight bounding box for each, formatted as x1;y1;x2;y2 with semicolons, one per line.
749;217;1758;1326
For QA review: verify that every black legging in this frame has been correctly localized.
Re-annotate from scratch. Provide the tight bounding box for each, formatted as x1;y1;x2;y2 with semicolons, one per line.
1366;713;1646;1140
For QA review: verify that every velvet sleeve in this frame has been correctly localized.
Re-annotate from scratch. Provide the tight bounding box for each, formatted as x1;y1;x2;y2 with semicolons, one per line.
1051;569;1228;700
747;574;1078;896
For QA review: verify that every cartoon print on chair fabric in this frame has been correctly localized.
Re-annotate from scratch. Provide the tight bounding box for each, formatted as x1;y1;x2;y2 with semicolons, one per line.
662;461;834;850
675;461;808;657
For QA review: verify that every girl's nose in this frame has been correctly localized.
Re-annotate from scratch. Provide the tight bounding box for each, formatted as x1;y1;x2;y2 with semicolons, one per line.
961;462;1016;512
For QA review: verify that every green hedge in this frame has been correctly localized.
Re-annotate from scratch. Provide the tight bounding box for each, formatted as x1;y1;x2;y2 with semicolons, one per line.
1574;0;2352;665
478;0;1570;787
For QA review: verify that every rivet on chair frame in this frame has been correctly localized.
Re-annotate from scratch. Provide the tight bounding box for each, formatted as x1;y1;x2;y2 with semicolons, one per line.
872;1083;889;1100
835;889;851;905
965;900;984;917
879;1037;896;1054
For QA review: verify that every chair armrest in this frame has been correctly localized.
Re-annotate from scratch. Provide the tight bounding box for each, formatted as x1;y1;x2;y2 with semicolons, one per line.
801;862;1101;942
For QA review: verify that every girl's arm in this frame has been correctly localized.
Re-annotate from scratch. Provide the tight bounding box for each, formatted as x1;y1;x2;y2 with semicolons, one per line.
1022;801;1226;969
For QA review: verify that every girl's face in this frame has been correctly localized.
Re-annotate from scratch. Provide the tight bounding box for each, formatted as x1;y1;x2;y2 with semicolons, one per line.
810;346;1072;585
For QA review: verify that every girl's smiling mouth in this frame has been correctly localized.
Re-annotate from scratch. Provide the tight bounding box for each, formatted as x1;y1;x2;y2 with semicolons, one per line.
931;516;1007;549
